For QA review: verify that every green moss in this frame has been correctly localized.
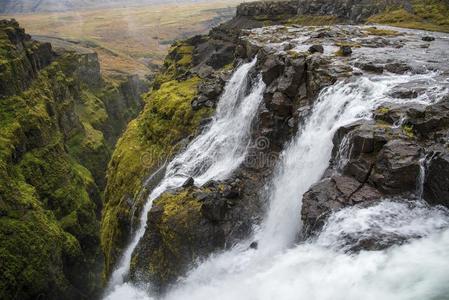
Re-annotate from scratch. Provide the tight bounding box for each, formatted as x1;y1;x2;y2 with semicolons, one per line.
402;124;415;138
101;74;211;275
0;21;138;298
368;0;449;33
377;107;390;114
130;190;202;285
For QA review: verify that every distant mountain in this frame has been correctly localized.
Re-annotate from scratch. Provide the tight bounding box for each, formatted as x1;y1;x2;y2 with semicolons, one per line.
0;0;209;14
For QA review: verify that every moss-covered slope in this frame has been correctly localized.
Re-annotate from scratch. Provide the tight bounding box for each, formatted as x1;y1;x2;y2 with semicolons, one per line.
0;20;144;299
101;41;213;276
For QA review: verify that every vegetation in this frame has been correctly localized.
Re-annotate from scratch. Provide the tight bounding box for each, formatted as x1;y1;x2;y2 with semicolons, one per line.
101;41;212;276
129;189;203;286
0;21;142;299
1;0;242;76
368;0;449;33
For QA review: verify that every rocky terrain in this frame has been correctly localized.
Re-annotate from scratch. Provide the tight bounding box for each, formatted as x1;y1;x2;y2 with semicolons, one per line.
2;0;449;299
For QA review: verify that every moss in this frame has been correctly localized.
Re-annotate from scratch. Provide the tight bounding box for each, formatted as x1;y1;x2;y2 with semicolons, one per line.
368;0;449;33
0;21;139;299
364;27;400;36
130;190;203;285
402;124;415;138
377;107;390;114
101;75;211;275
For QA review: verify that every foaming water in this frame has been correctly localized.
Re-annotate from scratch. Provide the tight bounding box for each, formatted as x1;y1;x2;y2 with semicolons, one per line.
105;58;264;296
256;72;439;253
107;70;448;299
162;202;449;300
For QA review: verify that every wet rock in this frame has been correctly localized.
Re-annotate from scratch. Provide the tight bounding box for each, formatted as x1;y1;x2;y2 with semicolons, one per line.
202;198;228;222
249;241;258;249
422;36;435;42
261;56;285;85
424;153;449;207
309;44;324;54
390;88;419;99
223;188;240;199
301;175;382;238
269;92;293;116
182;177;195;188
356;62;384;74
409;97;449;137
277;60;305;98
339;45;352;56
370;140;422;194
385;62;411;74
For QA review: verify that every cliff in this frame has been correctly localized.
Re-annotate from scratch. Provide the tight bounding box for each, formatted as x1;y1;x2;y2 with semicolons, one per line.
0;19;144;299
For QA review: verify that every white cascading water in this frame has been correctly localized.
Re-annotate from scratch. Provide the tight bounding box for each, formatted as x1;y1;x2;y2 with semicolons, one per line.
156;72;449;300
105;57;265;297
106;69;449;299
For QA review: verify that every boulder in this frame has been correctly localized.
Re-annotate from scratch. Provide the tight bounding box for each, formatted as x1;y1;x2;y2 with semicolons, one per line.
370;140;422;194
309;44;324;54
301;175;382;238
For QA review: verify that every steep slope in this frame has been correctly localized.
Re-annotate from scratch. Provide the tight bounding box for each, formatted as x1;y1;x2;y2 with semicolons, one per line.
0;20;144;299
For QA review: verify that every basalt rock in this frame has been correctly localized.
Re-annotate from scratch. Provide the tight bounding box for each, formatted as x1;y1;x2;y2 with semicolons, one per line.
424;153;449;207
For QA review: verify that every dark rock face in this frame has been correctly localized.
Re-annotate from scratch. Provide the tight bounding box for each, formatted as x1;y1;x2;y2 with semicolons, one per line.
424;154;449;207
297;0;408;23
371;140;421;194
236;1;298;18
0;19;55;97
302;175;382;237
309;44;324;53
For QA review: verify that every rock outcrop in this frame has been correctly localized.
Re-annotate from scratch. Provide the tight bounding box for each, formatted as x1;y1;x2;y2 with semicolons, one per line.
0;20;144;300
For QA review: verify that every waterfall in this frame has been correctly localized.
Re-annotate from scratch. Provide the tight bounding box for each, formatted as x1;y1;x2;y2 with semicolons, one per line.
155;72;449;300
105;57;265;296
106;68;449;300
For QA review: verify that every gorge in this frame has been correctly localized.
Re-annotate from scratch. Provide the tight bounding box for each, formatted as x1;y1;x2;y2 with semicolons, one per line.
1;0;449;299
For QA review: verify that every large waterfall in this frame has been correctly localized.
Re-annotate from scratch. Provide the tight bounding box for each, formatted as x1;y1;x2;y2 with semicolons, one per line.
105;57;265;297
106;58;449;299
154;73;449;300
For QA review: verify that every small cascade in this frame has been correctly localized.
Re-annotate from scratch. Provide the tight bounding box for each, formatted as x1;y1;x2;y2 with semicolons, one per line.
417;156;427;200
105;57;265;296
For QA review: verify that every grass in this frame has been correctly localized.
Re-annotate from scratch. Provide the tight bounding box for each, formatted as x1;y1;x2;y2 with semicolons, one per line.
1;0;242;77
368;0;449;33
